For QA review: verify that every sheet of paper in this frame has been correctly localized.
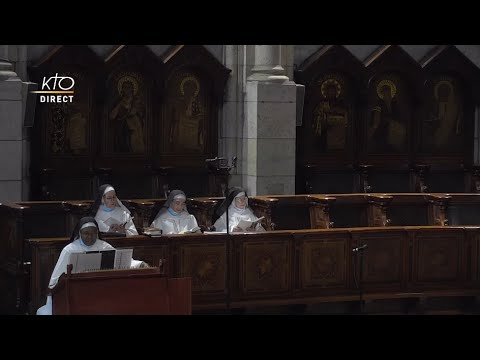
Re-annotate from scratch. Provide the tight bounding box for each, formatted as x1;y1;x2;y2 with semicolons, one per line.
103;217;122;227
68;252;102;273
114;248;133;269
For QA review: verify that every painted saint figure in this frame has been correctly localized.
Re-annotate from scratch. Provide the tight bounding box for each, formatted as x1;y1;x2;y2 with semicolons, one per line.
109;76;145;153
312;77;349;151
368;79;406;152
170;75;205;151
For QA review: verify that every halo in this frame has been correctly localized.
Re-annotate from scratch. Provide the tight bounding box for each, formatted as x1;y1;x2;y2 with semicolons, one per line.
434;80;453;100
180;76;200;97
320;78;342;98
376;79;397;99
117;75;139;96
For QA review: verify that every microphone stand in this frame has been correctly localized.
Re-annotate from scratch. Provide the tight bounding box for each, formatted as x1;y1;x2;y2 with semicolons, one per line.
225;157;237;235
206;156;237;313
353;243;368;314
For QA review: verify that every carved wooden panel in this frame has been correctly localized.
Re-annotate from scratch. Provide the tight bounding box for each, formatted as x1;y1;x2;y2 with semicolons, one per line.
176;242;226;294
475;230;480;283
29;45;103;200
158;45;230;170
297;234;349;290
238;237;291;295
352;230;406;290
31;66;98;164
131;246;168;270
295;45;364;168
44;71;92;157
418;45;479;167
464;228;477;283
414;230;463;284
29;48;101;160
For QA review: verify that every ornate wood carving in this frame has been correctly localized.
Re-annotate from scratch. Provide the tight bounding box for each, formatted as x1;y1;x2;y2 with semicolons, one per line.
308;195;336;229
248;197;279;231
426;194;451;226
365;194;393;227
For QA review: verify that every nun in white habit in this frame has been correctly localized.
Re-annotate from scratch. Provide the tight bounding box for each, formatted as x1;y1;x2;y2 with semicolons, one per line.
150;190;199;234
36;217;145;315
90;184;138;236
213;187;265;233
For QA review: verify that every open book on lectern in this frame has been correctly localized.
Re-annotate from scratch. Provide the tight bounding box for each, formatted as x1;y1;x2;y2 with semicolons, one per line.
68;248;133;273
237;216;265;231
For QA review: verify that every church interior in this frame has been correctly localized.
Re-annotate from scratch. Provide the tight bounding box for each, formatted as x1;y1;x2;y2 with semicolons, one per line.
1;44;480;314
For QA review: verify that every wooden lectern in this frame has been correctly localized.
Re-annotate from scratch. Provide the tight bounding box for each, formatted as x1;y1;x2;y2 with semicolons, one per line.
51;264;191;315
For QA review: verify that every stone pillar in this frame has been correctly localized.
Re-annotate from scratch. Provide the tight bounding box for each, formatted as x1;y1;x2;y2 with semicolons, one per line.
243;45;297;195
16;45;28;82
249;45;289;83
0;57;24;201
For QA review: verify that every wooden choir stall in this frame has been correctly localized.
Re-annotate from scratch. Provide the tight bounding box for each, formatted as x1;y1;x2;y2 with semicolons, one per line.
2;192;480;314
51;264;191;315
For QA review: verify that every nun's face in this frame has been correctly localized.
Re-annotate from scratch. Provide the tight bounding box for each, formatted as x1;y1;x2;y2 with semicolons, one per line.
80;226;98;246
234;195;247;209
103;190;117;209
171;198;185;213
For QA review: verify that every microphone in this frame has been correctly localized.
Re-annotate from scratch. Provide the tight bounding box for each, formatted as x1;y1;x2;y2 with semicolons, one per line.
352;244;368;252
205;157;225;163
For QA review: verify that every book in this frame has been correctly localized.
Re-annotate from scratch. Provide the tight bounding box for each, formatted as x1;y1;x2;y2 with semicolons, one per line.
86;249;116;269
180;226;202;234
69;252;102;273
237;216;265;231
143;227;162;236
68;248;134;273
101;232;126;238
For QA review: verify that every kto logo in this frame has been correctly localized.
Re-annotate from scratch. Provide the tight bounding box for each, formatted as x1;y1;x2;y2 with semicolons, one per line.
32;73;75;103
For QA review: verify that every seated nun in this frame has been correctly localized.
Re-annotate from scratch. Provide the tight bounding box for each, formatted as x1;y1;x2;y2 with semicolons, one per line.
36;217;147;315
89;184;138;236
213;187;265;233
150;190;200;234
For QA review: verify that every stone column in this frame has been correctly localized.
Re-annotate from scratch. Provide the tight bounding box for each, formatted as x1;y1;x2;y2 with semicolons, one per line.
248;45;290;83
16;45;28;82
243;45;297;195
0;57;24;201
